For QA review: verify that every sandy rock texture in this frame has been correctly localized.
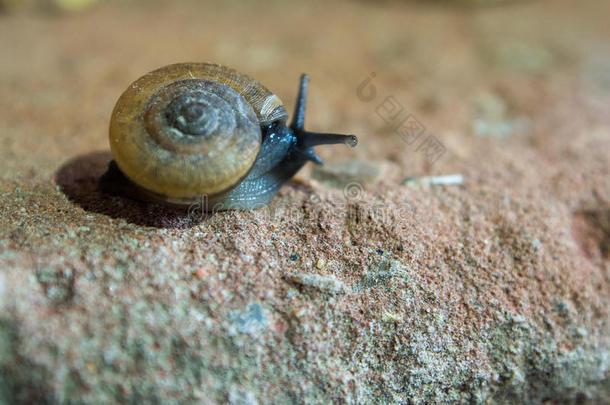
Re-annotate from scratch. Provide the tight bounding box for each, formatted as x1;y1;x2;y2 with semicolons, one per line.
0;0;609;403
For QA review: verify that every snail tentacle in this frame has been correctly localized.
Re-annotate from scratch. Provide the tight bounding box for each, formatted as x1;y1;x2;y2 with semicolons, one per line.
290;74;357;164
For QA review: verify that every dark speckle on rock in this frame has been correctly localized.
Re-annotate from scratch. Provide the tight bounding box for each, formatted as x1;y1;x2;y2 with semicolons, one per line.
35;266;75;305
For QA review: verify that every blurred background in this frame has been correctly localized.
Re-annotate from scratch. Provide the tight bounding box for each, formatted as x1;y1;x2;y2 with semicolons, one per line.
0;0;608;197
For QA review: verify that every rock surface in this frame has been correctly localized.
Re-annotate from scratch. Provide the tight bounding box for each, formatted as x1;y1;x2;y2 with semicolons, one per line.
0;0;609;404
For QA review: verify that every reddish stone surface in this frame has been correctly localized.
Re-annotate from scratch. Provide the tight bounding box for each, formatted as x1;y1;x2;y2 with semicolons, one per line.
0;0;608;403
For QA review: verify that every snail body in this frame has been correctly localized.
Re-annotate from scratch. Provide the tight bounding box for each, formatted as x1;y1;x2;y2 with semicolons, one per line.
101;63;357;210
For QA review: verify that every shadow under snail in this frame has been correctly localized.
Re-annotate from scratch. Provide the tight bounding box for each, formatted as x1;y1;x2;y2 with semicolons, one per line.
100;63;357;211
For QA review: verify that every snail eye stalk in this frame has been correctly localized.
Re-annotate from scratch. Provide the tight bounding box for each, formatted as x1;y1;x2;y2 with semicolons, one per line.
290;74;358;151
300;132;358;148
290;73;309;132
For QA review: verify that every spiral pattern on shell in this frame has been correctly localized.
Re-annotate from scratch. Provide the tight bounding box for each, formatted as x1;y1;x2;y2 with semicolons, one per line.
144;79;259;156
109;63;287;199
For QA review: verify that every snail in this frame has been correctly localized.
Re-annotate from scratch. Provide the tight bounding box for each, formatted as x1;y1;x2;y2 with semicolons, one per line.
100;63;357;211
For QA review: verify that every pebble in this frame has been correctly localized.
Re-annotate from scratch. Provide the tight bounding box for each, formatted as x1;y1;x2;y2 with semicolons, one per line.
228;303;268;335
486;41;556;75
311;160;382;189
472;91;531;138
283;272;348;295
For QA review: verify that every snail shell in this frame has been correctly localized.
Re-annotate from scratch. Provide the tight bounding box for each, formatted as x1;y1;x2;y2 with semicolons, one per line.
102;62;357;210
109;63;286;199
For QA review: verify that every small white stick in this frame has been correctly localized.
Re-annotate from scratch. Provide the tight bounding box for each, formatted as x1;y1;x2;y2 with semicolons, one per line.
403;174;464;187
